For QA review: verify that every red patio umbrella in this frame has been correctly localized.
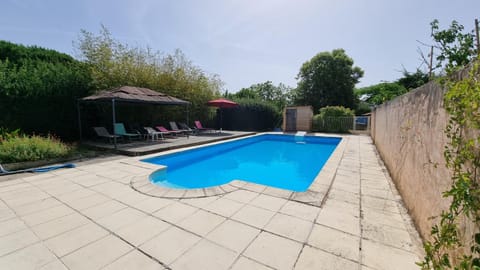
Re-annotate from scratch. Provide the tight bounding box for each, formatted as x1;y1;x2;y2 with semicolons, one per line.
207;98;238;132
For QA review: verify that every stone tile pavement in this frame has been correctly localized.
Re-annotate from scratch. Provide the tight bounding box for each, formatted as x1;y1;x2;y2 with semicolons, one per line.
0;134;423;269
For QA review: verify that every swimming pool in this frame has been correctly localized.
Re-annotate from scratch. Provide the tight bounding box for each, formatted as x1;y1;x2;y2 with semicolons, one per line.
142;134;341;192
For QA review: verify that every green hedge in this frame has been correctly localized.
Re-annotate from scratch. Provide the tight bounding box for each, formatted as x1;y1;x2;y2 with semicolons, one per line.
0;41;92;140
219;99;281;131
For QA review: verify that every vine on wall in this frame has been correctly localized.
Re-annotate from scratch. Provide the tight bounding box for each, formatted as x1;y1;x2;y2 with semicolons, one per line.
419;60;480;269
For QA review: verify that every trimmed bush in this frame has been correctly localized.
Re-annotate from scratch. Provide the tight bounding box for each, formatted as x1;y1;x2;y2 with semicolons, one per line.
0;132;71;163
312;106;354;133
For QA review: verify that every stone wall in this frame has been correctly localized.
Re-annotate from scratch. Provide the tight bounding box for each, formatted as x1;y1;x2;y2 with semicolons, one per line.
371;81;452;240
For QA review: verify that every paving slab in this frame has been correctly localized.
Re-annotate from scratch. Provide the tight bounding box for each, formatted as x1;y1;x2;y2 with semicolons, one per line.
230;256;274;270
61;235;132;270
244;232;303;270
178;209;226;236
0;243;57;270
139;226;201;265
264;213;313;242
206;220;260;252
102;250;165;270
294;246;358;270
231;205;276;229
170;240;238;270
44;222;109;257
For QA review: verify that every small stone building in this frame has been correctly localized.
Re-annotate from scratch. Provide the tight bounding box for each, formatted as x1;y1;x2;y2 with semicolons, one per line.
282;106;313;132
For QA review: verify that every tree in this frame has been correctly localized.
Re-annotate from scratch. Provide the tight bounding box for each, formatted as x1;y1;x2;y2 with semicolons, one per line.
75;25;222;121
419;20;477;75
397;69;429;90
355;82;407;105
233;88;259;100
229;81;293;111
294;49;363;112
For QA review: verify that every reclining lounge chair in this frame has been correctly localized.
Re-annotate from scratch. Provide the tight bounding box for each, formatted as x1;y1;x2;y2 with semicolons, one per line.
93;127;122;143
169;121;192;136
144;127;166;141
155;126;183;138
114;123;141;141
178;123;197;135
194;120;215;133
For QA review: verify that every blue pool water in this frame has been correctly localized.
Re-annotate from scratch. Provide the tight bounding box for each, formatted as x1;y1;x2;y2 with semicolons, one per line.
142;134;341;192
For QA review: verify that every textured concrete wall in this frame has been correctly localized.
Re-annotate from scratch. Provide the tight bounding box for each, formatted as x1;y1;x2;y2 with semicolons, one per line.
371;81;452;240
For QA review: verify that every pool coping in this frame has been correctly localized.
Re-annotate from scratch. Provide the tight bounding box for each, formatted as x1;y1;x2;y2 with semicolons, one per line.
128;132;348;207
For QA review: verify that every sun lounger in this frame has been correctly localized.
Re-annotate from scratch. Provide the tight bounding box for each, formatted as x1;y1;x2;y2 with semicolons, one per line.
93;127;122;143
169;121;191;136
144;127;166;141
114;123;141;141
130;123;149;140
194;120;215;133
155;126;183;137
178;122;197;135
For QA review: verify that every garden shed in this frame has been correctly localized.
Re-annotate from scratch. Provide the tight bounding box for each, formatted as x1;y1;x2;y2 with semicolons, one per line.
282;106;313;132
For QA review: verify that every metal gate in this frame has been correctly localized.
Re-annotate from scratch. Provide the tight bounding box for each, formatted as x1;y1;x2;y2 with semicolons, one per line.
285;108;297;131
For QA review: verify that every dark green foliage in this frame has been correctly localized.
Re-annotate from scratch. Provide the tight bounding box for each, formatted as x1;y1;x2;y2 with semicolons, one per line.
397;69;430;90
312;106;354;133
0;41;92;139
220;99;281;131
227;81;292;111
0;40;74;64
294;49;363;112
354;101;371;115
355;82;408;105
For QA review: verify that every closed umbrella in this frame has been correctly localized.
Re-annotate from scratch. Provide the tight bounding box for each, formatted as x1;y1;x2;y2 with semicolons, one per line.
207;98;238;133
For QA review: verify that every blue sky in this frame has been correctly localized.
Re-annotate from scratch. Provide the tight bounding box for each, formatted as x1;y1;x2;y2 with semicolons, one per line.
1;0;478;92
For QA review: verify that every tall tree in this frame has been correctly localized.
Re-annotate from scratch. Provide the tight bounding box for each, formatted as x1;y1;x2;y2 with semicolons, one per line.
75;25;222;121
294;49;363;112
355;82;407;105
431;19;476;73
234;81;292;111
419;20;477;75
397;69;429;90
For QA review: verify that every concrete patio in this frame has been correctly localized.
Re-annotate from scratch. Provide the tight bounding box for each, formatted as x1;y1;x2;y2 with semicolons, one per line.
0;134;423;270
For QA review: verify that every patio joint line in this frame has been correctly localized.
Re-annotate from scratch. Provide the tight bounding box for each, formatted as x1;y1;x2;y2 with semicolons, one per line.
0;195;71;270
317;136;350;209
358;137;365;269
35;181;187;270
47;193;174;270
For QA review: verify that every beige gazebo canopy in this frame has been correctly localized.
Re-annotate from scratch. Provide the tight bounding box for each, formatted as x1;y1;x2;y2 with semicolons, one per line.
78;86;190;148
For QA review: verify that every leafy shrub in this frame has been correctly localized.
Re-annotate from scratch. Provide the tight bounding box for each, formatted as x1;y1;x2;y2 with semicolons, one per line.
312;106;354;133
355;101;371;115
0;132;71;163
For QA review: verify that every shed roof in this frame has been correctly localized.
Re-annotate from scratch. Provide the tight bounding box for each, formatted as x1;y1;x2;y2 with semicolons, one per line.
81;86;190;105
